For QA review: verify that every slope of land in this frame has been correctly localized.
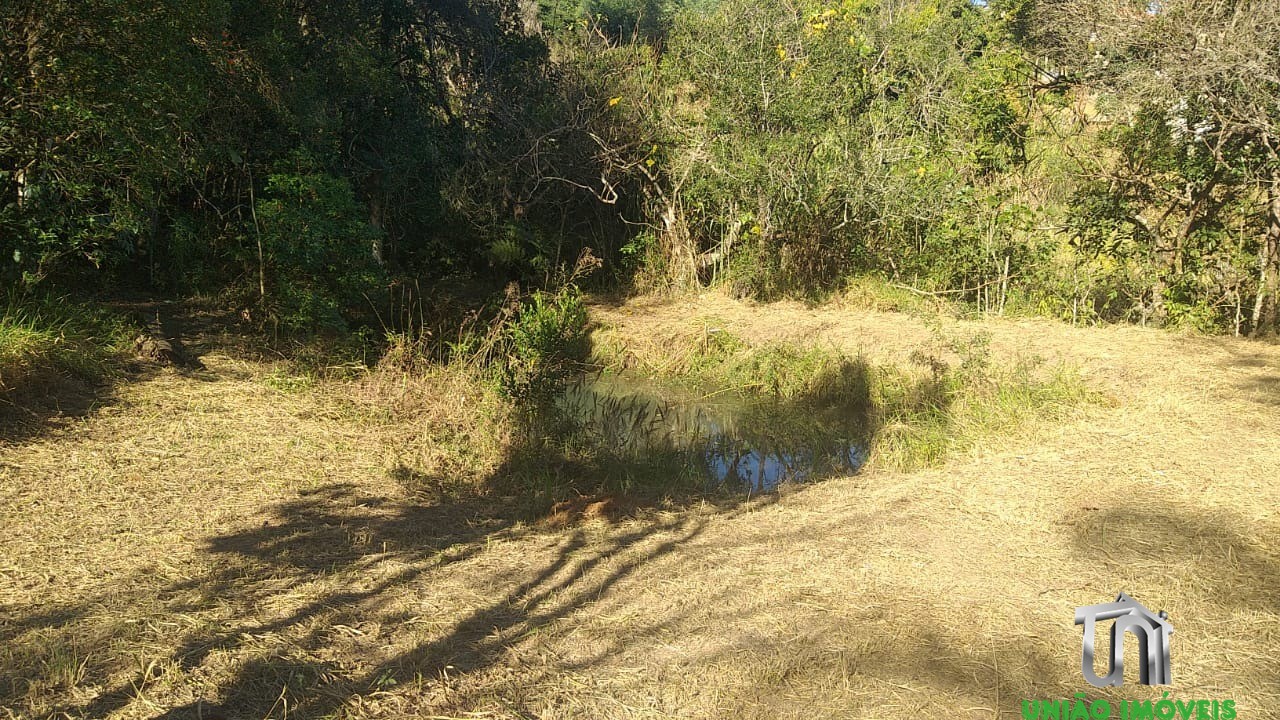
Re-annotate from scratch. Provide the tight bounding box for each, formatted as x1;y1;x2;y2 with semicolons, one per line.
3;294;1279;719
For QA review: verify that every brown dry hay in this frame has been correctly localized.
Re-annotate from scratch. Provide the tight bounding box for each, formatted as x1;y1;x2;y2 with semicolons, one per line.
2;292;1279;719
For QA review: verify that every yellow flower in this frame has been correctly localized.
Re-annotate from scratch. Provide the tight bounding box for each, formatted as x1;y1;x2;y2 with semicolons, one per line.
608;96;622;107
776;43;787;60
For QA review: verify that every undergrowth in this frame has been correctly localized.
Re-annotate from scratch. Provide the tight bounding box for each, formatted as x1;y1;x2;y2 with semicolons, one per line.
258;271;1097;514
367;300;1095;513
0;295;133;399
334;277;596;511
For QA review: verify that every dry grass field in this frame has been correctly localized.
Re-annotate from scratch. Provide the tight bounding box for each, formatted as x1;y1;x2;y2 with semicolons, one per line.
3;293;1279;719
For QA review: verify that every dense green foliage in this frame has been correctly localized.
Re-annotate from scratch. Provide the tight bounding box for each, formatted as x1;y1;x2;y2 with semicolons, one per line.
2;0;628;329
3;0;1278;338
501;285;592;402
655;0;1032;296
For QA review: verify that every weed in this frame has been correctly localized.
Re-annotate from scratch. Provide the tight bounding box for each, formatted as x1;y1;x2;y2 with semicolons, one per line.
872;328;1095;470
263;369;316;393
591;317;1095;473
839;275;960;317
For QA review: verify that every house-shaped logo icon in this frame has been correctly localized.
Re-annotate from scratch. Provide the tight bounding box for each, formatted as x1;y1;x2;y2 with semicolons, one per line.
1074;592;1173;687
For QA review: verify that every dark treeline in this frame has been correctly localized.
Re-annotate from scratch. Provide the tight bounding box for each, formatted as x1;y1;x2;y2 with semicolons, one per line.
2;0;641;332
3;0;1279;336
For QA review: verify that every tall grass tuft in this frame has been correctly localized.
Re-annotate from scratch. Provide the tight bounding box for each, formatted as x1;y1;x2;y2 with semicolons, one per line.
0;295;133;397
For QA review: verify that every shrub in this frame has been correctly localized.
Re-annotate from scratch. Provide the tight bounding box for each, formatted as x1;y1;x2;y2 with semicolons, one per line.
253;151;385;333
500;286;592;403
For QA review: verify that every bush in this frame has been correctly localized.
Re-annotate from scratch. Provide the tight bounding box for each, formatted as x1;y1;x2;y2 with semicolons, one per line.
253;151;385;332
500;286;592;403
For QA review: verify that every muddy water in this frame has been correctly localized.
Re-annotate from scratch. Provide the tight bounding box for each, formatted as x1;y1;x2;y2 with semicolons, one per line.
558;373;870;493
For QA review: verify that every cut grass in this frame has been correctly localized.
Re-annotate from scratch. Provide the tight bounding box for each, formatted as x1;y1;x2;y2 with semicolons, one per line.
4;294;1278;720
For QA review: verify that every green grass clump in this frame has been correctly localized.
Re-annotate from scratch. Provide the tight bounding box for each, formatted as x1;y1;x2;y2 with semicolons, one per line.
262;369;317;394
839;274;960;317
592;321;854;400
594;319;1097;473
589;318;744;377
711;343;845;398
869;336;1096;471
0;296;133;396
500;287;591;403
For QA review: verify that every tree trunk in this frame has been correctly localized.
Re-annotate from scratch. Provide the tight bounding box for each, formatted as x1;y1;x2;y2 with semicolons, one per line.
1251;178;1280;337
1133;213;1173;327
4;7;44;210
1149;244;1173;327
660;201;698;288
369;191;386;265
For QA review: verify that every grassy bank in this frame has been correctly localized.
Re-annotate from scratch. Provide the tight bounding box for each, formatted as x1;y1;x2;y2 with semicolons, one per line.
590;312;1097;472
0;296;133;403
335;288;1099;514
347;290;1099;515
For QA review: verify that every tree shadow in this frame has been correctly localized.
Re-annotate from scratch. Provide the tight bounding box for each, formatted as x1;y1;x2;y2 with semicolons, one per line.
1069;503;1280;700
4;326;894;718
1071;505;1279;610
152;510;725;720
1;379;104;440
1236;373;1280;405
10;412;779;720
1212;344;1280;407
0;362;149;445
0;300;235;444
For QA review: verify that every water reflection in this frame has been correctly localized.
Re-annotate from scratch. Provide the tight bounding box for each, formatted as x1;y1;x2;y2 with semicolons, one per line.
559;373;869;493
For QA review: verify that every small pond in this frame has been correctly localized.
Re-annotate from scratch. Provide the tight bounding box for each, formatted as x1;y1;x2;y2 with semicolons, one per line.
557;372;870;494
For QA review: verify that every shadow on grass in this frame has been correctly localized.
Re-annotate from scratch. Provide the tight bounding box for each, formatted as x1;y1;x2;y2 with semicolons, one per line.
3;416;780;720
1069;503;1280;703
1072;504;1280;611
0;374;116;443
1212;343;1280;407
0;299;224;445
1;336;972;718
0;356;237;445
1237;372;1280;405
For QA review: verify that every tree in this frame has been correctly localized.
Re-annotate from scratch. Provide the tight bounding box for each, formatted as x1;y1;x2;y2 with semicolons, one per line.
655;0;1032;296
1;0;221;287
1029;0;1280;333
